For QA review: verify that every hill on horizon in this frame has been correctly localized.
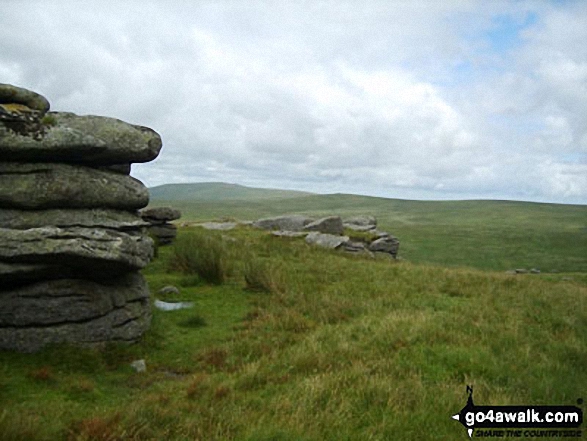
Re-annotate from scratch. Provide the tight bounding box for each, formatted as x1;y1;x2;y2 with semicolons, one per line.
149;182;313;202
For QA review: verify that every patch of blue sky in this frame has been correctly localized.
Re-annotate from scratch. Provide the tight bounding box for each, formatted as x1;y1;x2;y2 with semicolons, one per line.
435;11;538;89
485;11;537;53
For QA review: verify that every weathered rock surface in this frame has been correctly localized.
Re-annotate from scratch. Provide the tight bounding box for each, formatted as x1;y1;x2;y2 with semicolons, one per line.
343;216;377;231
0;262;68;286
141;206;181;246
0;274;151;353
303;216;344;235
0;208;148;230
140;207;181;222
0;273;149;327
147;224;177;244
0;227;153;272
342;241;371;255
368;236;400;256
0;83;50;114
253;215;314;231
0;163;149;210
0;111;162;164
305;232;349;249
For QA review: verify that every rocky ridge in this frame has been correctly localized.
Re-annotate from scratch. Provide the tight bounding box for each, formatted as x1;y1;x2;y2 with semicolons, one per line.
0;83;162;352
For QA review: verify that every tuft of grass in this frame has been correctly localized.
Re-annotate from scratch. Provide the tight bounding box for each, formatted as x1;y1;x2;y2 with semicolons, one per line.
40;114;57;126
169;230;229;284
244;258;286;294
186;373;210;400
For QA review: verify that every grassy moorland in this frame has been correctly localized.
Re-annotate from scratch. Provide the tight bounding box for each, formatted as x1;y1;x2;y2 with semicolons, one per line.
0;223;585;440
150;183;587;273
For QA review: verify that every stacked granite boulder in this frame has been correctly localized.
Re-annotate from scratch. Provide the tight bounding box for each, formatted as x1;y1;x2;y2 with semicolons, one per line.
0;83;162;352
140;207;181;246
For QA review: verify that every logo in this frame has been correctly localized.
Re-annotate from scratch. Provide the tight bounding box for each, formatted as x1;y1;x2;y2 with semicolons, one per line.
452;386;583;438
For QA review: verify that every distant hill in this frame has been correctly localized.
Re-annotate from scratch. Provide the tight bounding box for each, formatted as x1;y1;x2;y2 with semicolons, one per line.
149;182;313;201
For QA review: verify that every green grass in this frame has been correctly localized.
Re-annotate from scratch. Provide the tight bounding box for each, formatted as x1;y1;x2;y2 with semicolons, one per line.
0;225;585;440
150;189;587;273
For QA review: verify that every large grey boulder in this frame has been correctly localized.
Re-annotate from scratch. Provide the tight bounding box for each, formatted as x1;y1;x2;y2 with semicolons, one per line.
0;163;149;210
0;111;162;165
305;232;349;249
303;216;344;235
0;208;148;230
0;227;154;272
0;274;151;352
253;215;314;232
368;236;400;256
0;83;50;114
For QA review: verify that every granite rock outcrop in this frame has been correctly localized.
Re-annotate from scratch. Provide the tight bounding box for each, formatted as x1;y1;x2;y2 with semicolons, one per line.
0;83;162;352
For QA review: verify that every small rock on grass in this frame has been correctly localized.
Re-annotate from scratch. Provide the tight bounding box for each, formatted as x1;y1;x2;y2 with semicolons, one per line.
130;359;146;373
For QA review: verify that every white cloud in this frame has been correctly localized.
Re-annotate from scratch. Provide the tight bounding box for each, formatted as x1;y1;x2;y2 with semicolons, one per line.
1;0;586;203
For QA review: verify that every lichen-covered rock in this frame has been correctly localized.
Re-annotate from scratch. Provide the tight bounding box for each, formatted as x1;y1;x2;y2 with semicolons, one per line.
0;163;149;210
0;273;151;352
0;83;50;114
0;227;153;272
303;216;344;235
0;208;148;230
0;111;162;165
253;215;314;231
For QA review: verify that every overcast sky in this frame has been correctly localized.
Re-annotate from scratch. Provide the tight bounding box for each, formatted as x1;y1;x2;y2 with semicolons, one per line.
1;1;586;203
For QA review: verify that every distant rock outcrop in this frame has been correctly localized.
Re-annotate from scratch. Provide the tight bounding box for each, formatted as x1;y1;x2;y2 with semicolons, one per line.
255;213;399;259
140;207;181;246
0;83;162;352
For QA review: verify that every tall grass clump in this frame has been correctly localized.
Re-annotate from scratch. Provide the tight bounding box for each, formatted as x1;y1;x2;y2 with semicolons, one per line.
169;231;229;284
244;258;286;294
